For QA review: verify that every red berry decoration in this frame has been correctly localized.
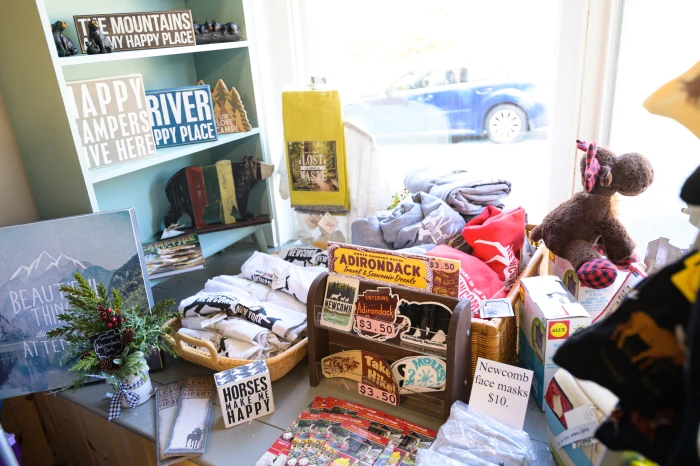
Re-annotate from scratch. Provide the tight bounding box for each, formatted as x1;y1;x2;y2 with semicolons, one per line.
107;323;114;329
98;305;105;311
120;317;125;323
100;313;107;321
106;308;113;314
110;316;117;323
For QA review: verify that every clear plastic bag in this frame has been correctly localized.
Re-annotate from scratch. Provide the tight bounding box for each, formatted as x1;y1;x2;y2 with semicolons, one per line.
420;401;536;466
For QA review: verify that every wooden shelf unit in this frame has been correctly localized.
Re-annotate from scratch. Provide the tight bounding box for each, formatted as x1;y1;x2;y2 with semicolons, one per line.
306;272;473;421
0;0;273;279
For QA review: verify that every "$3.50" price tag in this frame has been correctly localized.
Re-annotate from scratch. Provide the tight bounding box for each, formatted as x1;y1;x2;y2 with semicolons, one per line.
428;258;457;272
358;383;398;406
355;316;396;337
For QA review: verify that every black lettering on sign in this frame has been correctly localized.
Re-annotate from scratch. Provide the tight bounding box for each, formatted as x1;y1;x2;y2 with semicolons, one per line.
89;329;124;360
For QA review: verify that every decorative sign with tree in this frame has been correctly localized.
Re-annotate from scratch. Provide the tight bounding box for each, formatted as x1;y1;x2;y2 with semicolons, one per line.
197;79;251;135
288;140;339;191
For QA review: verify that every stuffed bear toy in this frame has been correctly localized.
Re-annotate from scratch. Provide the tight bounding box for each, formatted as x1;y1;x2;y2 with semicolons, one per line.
531;140;654;288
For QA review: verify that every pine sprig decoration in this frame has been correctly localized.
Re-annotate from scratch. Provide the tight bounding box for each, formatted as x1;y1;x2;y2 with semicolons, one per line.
47;272;178;391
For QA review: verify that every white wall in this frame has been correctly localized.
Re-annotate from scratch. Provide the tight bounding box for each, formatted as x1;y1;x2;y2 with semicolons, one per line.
0;90;38;227
249;0;300;245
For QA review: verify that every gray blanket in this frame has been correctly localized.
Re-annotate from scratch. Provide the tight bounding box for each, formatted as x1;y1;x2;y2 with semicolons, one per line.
352;192;465;250
404;167;511;215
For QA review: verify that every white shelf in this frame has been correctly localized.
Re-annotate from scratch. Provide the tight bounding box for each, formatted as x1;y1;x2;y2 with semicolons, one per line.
89;127;260;183
60;41;249;66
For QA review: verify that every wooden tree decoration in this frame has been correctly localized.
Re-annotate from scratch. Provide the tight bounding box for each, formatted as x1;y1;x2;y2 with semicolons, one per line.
198;79;252;135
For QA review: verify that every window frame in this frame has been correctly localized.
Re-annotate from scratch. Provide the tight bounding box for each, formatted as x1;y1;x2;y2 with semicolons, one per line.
250;0;628;244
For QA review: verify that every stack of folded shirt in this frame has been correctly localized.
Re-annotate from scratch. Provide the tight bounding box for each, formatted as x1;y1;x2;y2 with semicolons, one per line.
240;251;325;304
176;282;308;360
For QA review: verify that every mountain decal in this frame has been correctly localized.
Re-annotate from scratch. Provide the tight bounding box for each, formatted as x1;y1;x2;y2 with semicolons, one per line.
10;251;86;280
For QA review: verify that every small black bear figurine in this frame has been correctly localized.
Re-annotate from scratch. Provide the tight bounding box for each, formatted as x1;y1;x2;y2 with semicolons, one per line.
193;22;205;35
52;21;79;57
86;19;114;54
205;19;222;32
220;22;241;39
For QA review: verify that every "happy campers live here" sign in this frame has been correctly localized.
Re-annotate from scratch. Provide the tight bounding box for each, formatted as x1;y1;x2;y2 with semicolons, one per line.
67;74;157;169
74;11;196;54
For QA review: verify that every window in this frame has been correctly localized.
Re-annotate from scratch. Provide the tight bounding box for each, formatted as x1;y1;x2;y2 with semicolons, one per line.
607;0;700;253
298;0;565;221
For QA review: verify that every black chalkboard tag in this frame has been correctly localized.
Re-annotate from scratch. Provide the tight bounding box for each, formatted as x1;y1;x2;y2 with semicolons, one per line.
90;329;124;360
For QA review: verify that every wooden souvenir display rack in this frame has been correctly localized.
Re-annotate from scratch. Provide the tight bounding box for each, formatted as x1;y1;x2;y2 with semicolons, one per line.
307;272;472;421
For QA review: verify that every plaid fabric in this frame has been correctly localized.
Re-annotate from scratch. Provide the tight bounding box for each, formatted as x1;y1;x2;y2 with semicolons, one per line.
577;259;618;289
577;140;601;193
108;378;146;421
594;244;606;256
613;254;640;271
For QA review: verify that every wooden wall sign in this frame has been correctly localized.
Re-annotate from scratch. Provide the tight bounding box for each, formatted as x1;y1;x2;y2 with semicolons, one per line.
198;79;252;135
73;11;196;54
66;74;157;169
146;85;217;148
164;155;274;229
327;242;461;298
214;361;274;428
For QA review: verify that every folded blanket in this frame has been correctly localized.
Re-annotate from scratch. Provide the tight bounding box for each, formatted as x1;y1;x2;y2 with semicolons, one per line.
404;168;511;215
179;291;307;341
204;275;307;314
177;328;263;360
241;252;324;303
352;192;465;250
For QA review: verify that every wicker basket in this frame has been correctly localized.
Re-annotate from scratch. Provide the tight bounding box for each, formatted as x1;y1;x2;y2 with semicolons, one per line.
165;318;308;381
469;244;548;375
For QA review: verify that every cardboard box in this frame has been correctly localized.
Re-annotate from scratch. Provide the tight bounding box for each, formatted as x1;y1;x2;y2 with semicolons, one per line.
517;276;592;411
547;251;627;320
214;361;275;428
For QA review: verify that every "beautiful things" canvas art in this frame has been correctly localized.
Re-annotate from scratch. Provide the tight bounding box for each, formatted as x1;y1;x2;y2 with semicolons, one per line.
0;209;152;398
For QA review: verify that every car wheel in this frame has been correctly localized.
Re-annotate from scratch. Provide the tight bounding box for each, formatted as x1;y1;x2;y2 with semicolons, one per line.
485;104;527;143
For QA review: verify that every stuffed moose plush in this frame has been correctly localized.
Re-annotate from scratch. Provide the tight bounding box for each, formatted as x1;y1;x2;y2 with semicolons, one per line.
531;140;654;289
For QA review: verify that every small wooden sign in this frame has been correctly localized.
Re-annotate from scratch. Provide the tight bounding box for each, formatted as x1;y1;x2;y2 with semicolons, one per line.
146;85;218;148
199;79;252;135
89;329;123;360
66;74;157;169
73;11;196;54
327;242;461;298
214;361;274;428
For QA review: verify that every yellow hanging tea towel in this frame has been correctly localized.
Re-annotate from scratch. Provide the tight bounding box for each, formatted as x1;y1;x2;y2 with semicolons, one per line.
282;89;350;212
644;60;700;139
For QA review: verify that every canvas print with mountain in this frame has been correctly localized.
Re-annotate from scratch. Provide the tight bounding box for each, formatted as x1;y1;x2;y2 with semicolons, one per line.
0;209;151;398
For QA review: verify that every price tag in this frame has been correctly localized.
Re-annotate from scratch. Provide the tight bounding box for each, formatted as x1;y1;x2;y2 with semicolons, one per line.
303;214;322;231
479;299;514;319
271;274;286;290
318;212;339;236
358;383;398;406
427;258;458;272
355;316;397;338
468;357;533;430
554;420;598;449
200;312;227;328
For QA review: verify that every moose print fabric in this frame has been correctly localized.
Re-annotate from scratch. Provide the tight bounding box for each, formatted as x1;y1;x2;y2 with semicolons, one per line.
179;291;307;341
241;251;325;304
204;275;307;314
553;252;694;464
